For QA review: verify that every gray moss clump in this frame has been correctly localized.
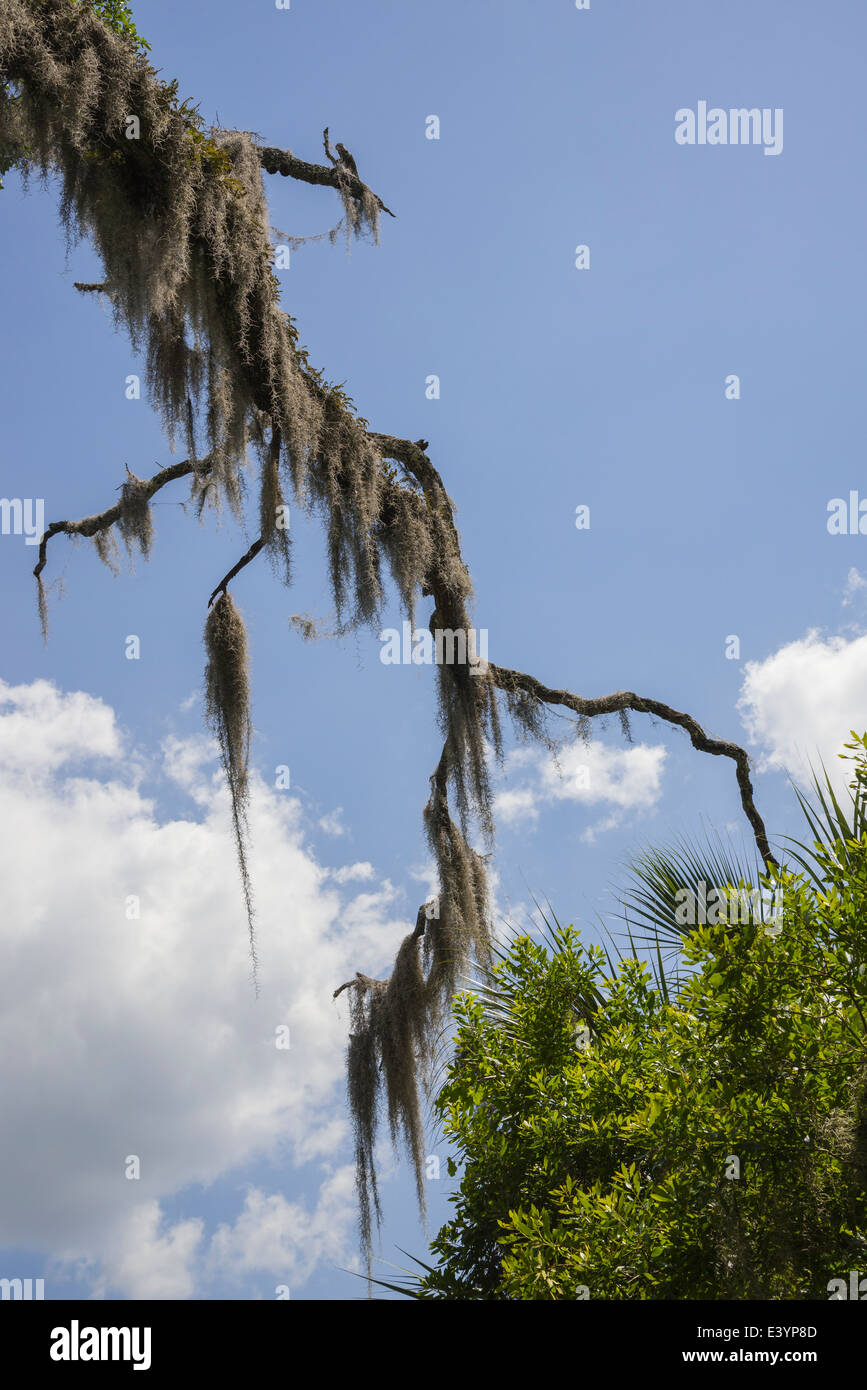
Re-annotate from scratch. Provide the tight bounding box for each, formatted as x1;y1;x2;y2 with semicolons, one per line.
204;592;256;985
117;467;154;559
347;930;431;1269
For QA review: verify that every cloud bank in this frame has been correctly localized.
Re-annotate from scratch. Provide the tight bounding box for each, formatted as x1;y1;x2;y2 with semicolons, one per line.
0;677;405;1299
738;630;867;790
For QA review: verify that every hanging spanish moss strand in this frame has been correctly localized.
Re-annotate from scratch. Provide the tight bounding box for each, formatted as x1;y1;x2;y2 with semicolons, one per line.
257;427;291;586
204;592;257;992
35;572;49;644
342;913;433;1270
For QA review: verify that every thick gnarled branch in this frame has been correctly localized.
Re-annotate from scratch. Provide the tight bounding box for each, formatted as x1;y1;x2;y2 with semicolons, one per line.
258;126;395;218
488;665;776;868
5;0;778;1266
333;664;777;1005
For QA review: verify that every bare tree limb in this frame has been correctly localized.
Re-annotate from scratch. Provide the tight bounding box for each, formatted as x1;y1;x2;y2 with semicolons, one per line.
207;536;266;607
488;665;777;869
333;973;376;1001
257;136;395;218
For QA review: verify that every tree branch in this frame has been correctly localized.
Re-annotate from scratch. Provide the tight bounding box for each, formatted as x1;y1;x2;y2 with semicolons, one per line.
488;665;776;869
11;0;780;1255
32;457;202;581
333;972;379;1001
333;906;429;1000
257;132;395;218
47;124;776;984
33;437;774;874
207;536;266;607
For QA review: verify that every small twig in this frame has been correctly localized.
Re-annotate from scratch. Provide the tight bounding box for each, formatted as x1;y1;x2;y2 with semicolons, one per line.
207;536;266;607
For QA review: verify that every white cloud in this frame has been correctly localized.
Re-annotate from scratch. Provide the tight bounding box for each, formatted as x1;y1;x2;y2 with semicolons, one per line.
160;732;220;805
206;1168;358;1290
493;739;667;836
541;742;666;809
738;629;867;789
843;567;867;608
0;676;121;771
0;677;406;1298
318;808;345;837
86;1203;205;1302
495;787;540;826
328;862;375;885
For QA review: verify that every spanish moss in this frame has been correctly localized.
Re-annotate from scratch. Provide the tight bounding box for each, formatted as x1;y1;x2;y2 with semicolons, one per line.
5;0;778;1263
345;927;432;1270
204;591;257;990
117;467;154;559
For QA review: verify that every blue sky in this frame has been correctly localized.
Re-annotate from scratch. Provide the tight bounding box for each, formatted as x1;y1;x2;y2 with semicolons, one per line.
2;0;867;1299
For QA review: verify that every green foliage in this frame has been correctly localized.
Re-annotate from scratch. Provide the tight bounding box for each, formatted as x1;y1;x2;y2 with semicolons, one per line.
415;744;867;1299
74;0;151;53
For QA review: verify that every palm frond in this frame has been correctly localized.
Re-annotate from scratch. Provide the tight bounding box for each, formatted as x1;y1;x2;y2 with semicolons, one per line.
340;1249;438;1299
616;831;766;951
783;751;867;884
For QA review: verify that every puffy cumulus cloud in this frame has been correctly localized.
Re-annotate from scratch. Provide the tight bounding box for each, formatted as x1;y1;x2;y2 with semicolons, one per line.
328;862;375;885
541;743;666;809
492;740;667;837
0;678;407;1298
737;630;867;790
83;1203;205;1302
0;676;121;771
495;787;540;827
68;1168;360;1300
206;1168;357;1290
